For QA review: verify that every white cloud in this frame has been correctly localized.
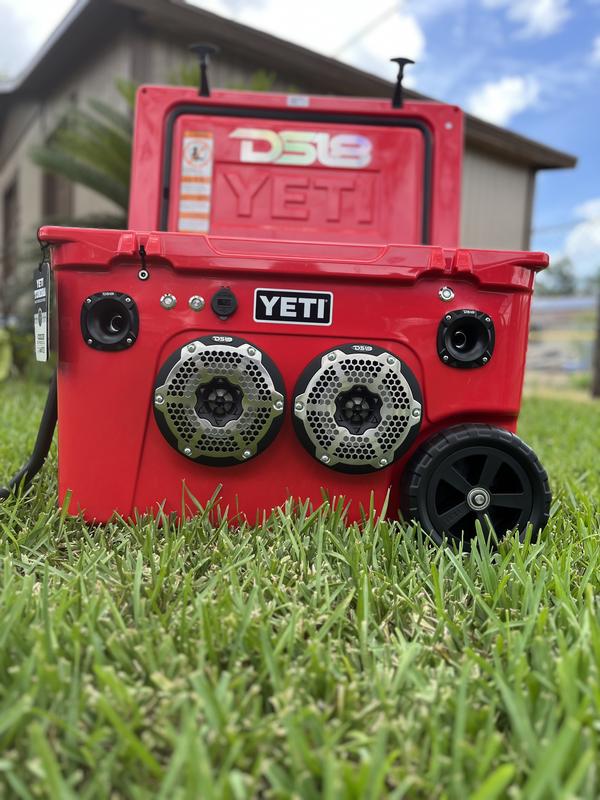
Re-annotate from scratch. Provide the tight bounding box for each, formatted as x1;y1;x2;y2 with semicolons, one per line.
467;75;540;124
482;0;570;38
187;0;425;82
592;35;600;64
563;199;600;277
345;12;425;79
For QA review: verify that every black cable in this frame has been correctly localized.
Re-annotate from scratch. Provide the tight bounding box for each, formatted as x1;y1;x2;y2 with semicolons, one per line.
0;371;58;501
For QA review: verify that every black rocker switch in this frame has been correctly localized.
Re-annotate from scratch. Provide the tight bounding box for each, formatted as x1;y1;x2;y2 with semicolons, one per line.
211;287;238;319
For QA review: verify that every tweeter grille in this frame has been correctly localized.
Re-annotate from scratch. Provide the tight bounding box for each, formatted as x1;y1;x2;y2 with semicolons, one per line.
293;344;423;473
153;336;284;465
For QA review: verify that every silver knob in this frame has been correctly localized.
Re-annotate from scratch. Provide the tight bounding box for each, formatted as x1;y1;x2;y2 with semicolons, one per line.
160;293;176;309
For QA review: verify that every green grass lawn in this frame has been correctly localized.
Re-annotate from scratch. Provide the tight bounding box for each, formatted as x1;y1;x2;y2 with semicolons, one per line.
1;381;599;799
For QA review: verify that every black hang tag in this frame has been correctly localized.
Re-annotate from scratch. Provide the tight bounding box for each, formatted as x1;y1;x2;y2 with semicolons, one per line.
33;259;51;362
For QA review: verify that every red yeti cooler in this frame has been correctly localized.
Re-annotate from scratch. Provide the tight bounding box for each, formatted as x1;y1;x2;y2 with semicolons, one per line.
39;224;551;542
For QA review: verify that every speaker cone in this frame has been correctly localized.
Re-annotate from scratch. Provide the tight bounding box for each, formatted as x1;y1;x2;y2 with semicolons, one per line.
153;336;284;465
293;344;423;473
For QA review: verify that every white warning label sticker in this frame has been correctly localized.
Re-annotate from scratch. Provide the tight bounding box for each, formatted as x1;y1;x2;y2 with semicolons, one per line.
178;131;214;233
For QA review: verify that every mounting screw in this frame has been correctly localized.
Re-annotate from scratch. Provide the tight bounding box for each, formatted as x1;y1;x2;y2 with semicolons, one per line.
160;293;176;309
87;338;93;345
85;297;92;304
125;297;132;304
412;408;421;419
242;450;252;459
321;454;330;464
189;295;205;311
138;269;149;281
443;355;449;362
187;344;196;353
386;356;396;365
295;401;304;412
379;457;388;466
439;287;454;302
183;447;192;457
273;400;284;411
247;346;256;357
126;337;133;345
482;356;489;364
445;314;452;322
327;352;336;361
155;394;164;405
485;316;491;323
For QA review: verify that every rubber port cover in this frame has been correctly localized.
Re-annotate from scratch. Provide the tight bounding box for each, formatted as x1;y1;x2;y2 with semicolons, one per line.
211;287;238;319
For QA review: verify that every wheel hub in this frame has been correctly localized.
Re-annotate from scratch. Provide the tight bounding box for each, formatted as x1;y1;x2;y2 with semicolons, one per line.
467;486;491;511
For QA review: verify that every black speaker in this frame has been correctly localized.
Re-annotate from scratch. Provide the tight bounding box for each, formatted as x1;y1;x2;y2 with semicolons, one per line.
81;292;139;351
153;335;285;465
293;344;423;473
437;310;494;368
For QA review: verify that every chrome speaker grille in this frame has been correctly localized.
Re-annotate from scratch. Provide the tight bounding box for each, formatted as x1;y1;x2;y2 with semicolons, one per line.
153;336;284;465
293;345;422;472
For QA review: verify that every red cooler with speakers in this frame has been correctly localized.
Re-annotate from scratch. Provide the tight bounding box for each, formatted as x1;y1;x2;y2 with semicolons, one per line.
39;224;551;543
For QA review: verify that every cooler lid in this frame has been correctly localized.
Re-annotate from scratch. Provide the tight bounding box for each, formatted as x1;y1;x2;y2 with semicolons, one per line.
163;108;430;246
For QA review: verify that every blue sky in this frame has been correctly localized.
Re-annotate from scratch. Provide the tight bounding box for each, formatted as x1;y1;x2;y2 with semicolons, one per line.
1;0;598;277
406;0;600;277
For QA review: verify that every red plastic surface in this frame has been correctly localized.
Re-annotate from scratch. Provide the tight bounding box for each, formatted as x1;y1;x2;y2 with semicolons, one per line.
40;225;547;524
129;87;463;247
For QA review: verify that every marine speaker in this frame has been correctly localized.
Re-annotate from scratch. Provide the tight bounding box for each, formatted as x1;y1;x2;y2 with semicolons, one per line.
293;344;423;473
81;291;138;351
153;335;284;465
437;310;494;368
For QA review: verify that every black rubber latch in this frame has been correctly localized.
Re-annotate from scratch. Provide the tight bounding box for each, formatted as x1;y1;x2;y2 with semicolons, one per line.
189;43;220;97
211;287;238;319
391;57;415;108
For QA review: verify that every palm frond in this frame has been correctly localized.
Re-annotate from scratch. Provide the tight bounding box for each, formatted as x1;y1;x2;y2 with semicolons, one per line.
50;109;132;183
30;145;129;209
87;99;133;137
30;95;132;210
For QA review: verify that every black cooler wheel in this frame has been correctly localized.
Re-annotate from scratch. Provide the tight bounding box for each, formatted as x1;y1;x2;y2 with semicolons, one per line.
401;424;551;546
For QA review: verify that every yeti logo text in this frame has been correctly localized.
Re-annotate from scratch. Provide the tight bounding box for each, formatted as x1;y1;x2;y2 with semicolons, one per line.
230;129;372;169
254;289;333;325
